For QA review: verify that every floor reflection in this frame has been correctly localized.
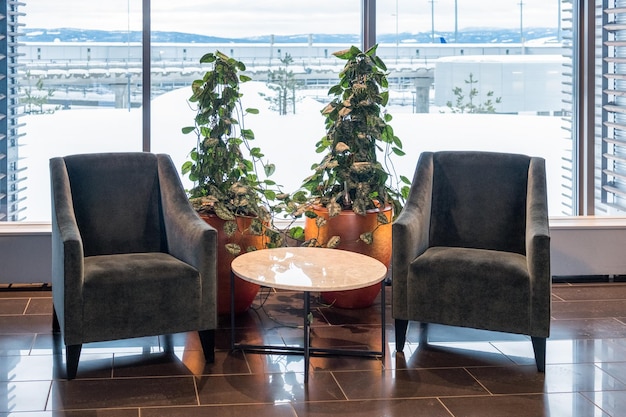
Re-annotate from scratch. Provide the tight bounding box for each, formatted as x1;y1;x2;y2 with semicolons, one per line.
2;283;626;416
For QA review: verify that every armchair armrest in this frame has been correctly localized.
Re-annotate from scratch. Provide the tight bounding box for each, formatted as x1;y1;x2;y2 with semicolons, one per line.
50;157;85;343
392;152;435;318
525;157;551;336
157;154;218;329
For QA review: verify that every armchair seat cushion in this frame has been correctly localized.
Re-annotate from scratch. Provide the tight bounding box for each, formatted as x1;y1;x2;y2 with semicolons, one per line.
82;252;202;343
408;246;530;334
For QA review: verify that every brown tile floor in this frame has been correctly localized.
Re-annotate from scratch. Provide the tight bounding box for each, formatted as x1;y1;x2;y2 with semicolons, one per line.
1;282;626;416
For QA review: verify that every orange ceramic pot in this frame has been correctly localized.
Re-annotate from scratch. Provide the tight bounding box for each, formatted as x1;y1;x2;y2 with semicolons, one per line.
200;213;264;315
304;205;392;309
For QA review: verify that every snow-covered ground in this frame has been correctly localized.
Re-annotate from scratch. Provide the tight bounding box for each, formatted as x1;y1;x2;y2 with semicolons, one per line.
21;81;569;221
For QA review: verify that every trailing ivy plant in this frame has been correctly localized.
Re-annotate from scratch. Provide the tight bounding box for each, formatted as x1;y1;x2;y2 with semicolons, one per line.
297;44;410;247
181;50;283;254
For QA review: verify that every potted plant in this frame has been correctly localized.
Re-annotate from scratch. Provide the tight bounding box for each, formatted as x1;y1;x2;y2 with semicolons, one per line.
181;50;281;315
299;44;409;308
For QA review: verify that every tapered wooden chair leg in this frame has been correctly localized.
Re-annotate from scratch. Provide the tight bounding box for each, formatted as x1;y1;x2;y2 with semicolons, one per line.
395;319;409;351
531;336;546;372
52;307;60;333
66;344;82;380
198;329;215;363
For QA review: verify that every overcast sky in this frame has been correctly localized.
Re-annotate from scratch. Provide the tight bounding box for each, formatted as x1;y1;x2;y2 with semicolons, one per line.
22;1;560;37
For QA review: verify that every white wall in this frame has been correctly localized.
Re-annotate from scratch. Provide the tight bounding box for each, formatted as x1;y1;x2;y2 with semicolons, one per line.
0;223;51;284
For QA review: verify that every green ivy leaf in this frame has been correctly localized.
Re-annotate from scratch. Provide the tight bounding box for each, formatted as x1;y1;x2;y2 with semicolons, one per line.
365;44;379;57
372;55;387;71
181;161;192;175
392;147;406;156
263;189;276;200
250;147;264;158
293;191;308;203
289;226;304;240
328;85;343;96
380;91;389;107
264;163;276;177
304;210;318;219
199;52;216;63
241;129;255;140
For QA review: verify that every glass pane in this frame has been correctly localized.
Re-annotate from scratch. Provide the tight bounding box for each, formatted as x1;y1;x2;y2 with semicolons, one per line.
150;1;362;200
20;0;143;221
376;0;572;216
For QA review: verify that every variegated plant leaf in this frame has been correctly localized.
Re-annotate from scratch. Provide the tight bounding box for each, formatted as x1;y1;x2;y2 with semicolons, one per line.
272;234;285;248
377;212;390;225
258;206;272;223
315;216;327;228
350;161;373;174
225;243;241;255
302;238;319;247
334;142;350;153
352;200;367;216
327;201;342;217
326;235;341;248
229;182;250;195
249;218;264;235
360;232;374;245
214;202;236;221
223;220;238;237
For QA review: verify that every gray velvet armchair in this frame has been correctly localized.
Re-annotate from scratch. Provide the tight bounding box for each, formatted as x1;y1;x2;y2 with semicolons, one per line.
392;151;551;371
50;152;218;379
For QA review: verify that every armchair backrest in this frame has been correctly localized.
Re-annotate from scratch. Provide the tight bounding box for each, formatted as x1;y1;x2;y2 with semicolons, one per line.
429;151;530;255
61;152;166;256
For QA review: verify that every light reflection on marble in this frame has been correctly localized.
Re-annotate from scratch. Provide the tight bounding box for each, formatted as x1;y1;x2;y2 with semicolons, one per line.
231;247;387;291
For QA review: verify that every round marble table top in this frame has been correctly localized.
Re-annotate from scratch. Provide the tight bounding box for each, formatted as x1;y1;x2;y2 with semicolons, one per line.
231;247;388;292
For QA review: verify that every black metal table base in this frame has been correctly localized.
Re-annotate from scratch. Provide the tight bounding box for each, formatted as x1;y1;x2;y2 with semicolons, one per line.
230;272;386;383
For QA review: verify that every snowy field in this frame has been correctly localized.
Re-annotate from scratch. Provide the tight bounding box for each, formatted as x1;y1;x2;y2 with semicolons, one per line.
21;82;569;221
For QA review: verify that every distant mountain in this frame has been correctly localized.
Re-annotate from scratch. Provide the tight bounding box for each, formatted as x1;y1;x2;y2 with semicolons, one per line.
22;27;560;44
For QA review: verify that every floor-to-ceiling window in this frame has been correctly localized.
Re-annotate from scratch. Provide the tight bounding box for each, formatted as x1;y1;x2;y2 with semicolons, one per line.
149;1;361;198
375;0;573;216
5;0;591;222
19;0;143;221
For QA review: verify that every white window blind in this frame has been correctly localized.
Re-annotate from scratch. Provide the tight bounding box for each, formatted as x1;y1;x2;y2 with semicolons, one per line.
0;0;25;221
602;0;626;212
561;0;576;215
